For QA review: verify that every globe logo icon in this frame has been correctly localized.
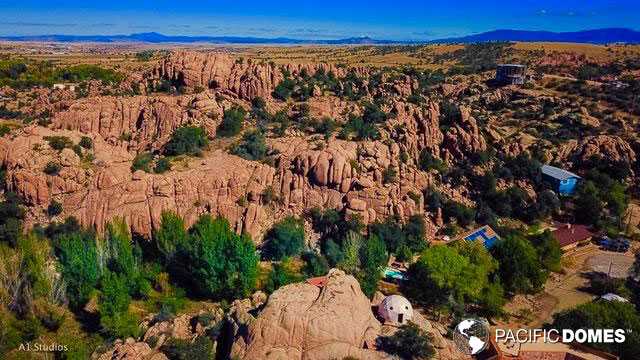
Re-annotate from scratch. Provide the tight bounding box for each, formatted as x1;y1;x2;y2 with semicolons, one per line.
453;318;490;355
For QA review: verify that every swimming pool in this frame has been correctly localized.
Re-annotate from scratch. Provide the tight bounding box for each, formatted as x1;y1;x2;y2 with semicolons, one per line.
384;267;406;280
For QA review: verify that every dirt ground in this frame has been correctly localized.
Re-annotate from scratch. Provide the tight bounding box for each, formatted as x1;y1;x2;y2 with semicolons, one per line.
499;243;637;329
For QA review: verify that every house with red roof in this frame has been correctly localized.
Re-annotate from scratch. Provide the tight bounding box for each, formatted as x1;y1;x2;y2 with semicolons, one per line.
552;223;594;252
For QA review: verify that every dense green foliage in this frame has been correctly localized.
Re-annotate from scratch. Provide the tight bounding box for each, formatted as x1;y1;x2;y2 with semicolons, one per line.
0;193;25;246
492;233;548;294
551;301;640;359
265;258;303;293
0;59;123;89
55;231;101;309
163;126;209;156
217;106;246;137
262;216;305;260
404;242;504;316
377;322;435;360
231;130;267;161
175;215;259;300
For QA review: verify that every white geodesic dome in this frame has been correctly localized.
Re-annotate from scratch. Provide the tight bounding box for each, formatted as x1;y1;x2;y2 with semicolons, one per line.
377;295;413;325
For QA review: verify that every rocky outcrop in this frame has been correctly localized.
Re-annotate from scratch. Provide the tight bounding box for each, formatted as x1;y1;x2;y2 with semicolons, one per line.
443;105;487;160
96;338;167;360
153;51;365;101
51;92;225;152
231;269;389;360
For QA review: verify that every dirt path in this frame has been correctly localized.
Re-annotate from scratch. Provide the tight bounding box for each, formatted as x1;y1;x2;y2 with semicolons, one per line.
499;244;636;329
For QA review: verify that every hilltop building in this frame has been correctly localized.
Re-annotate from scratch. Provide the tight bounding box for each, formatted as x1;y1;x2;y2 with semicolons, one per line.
377;295;413;325
541;164;581;195
495;64;526;85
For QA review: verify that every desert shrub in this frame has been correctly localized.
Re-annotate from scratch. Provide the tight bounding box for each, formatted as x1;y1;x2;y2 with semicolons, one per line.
301;251;329;277
262;217;305;260
161;336;215;360
341;115;380;140
418;150;446;172
217;105;246;137
154;157;172;174
231;130;267;161
382;166;397;184
272;78;295;100
261;185;278;204
43;161;61;175
44;136;73;151
265;258;303;293
378;322;435;360
79;136;93;149
0;124;11;136
47;200;63;217
164;126;209;156
131;152;152;173
361;101;388;124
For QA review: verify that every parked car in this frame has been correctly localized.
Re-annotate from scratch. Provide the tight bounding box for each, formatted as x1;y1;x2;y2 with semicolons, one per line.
599;237;630;252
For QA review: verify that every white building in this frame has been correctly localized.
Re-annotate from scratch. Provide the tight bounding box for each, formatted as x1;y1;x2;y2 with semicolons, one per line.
377;295;413;325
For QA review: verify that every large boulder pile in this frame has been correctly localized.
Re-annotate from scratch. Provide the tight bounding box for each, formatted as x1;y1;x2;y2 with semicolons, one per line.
231;269;389;360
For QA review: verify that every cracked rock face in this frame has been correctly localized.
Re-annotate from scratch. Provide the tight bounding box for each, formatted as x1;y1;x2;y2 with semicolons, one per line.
231;269;390;360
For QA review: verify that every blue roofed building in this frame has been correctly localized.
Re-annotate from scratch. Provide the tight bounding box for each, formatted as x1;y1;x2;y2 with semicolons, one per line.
541;165;581;195
458;225;500;249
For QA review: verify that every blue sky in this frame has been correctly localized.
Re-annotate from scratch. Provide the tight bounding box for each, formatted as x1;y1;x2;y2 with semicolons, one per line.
0;0;638;40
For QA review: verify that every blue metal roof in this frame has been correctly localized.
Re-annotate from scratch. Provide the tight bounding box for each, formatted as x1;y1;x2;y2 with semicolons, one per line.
541;165;581;181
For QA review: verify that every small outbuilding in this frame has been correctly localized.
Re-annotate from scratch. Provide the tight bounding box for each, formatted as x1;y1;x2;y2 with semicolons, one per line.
541;164;581;195
377;295;413;325
495;64;526;85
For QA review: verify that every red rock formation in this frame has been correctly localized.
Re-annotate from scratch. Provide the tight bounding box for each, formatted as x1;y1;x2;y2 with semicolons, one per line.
51;92;224;151
231;269;388;360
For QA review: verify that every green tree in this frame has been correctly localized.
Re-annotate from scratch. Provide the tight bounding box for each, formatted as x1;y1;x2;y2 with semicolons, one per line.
217;105;246;137
264;258;303;293
98;271;139;339
357;234;388;298
370;217;406;253
164;126;209;156
155;212;188;263
0;194;25;246
492;234;547;294
56;232;100;309
574;181;603;225
551;301;640;359
105;219;149;297
301;251;329;277
262;216;305;260
180;215;258;300
338;232;362;275
378;322;435;360
530;230;562;273
47;200;63;217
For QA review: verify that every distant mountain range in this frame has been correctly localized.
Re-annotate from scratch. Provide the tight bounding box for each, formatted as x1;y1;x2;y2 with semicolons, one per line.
1;28;639;45
435;28;640;44
0;32;403;45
